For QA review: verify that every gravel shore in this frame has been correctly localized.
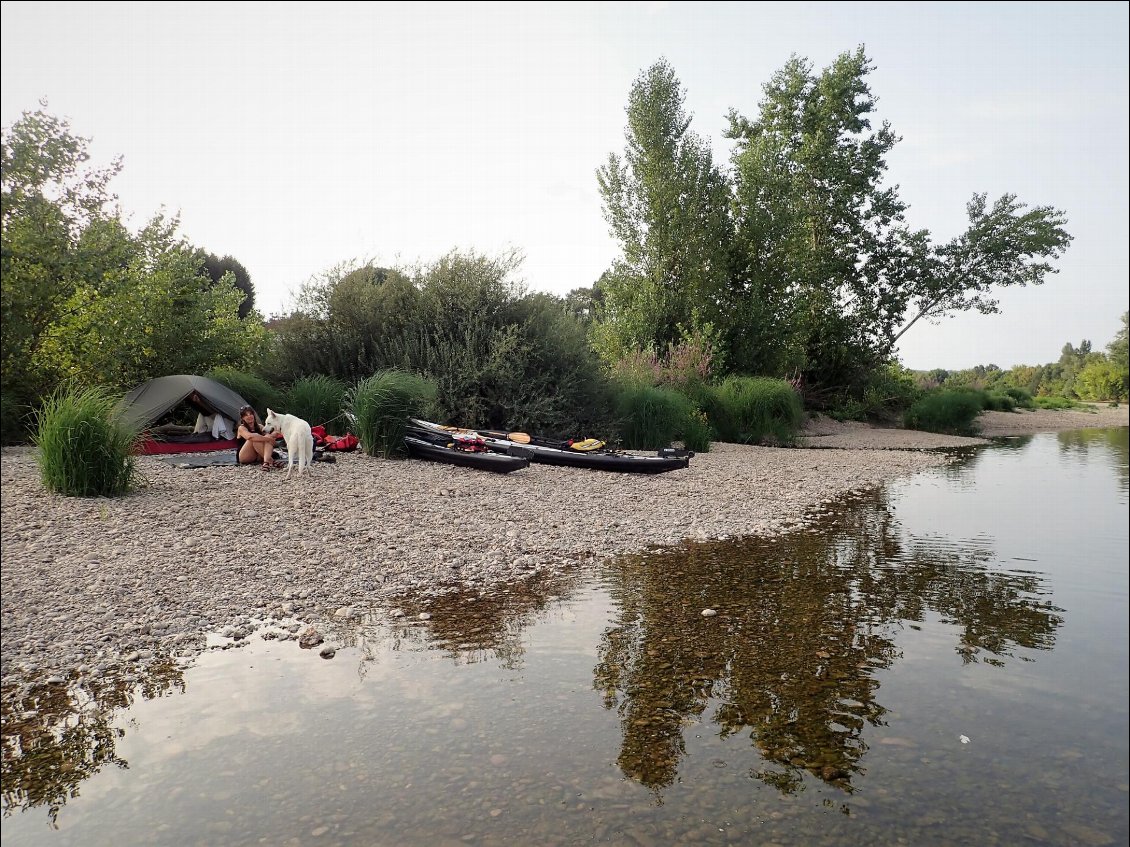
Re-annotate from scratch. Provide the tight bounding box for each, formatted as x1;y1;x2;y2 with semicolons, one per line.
2;403;1125;696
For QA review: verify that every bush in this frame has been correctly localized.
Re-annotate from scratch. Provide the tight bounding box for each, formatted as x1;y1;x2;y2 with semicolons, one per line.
286;375;348;435
984;391;1017;412
713;376;803;445
349;370;437;458
614;384;696;450
33;386;143;496
205;368;284;416
1003;386;1034;408
903;389;984;435
1033;395;1081;410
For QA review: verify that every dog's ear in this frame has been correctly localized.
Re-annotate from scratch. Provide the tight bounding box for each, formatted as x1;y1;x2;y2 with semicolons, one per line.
266;408;274;416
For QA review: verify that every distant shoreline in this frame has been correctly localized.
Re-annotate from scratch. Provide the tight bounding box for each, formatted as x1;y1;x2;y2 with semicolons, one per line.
798;403;1128;450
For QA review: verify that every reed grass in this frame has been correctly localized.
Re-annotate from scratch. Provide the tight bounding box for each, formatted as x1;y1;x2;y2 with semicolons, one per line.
713;376;803;445
903;389;984;435
33;386;143;496
286;376;348;434
349;370;437;458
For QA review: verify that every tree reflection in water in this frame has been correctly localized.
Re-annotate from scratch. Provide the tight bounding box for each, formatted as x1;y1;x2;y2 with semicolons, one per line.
1;661;184;826
593;490;1064;794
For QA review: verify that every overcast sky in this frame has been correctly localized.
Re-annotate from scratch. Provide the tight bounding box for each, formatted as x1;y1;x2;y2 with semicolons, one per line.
2;1;1127;370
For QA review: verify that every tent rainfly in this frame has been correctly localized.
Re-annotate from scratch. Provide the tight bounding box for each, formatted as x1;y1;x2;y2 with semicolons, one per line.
117;374;260;432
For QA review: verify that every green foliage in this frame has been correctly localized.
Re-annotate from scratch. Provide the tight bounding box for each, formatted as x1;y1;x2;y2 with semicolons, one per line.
32;385;143;496
1003;386;1035;408
593;58;733;361
679;408;713;453
270;251;616;438
285;375;349;434
348;370;437;459
199;252;255;319
613;384;697;450
1075;359;1128;402
1108;312;1129;370
1033;395;1081;410
712;376;803;445
2;107;268;423
205;368;284;415
903;389;984;435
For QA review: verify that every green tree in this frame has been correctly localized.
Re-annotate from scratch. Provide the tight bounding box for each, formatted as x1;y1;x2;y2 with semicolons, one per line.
727;48;918;393
1;107;122;431
1107;312;1128;370
2;106;267;437
892;193;1073;347
1075;358;1127;402
200;252;255;319
38;215;267;389
726;48;1071;403
594;58;733;362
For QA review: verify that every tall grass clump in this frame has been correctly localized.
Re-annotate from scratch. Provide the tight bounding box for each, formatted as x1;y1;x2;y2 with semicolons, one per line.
903;389;984;435
713;376;803;445
286;376;348;434
614;384;696;450
205;368;284;415
33;386;144;496
349;370;437;458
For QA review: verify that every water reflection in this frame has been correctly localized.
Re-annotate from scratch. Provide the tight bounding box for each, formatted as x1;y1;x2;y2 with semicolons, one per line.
1;662;184;826
1057;427;1129;491
594;489;1065;794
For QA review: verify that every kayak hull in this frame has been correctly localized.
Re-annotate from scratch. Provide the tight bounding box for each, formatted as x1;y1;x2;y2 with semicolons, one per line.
408;419;690;474
403;434;529;473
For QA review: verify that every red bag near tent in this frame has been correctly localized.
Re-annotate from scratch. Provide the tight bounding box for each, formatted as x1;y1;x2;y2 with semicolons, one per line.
311;425;359;452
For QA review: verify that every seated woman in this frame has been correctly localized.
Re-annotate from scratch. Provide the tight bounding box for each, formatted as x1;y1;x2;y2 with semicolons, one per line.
236;405;283;470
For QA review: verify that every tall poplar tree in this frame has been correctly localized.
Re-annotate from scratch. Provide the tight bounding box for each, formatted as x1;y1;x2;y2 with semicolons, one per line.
594;58;733;361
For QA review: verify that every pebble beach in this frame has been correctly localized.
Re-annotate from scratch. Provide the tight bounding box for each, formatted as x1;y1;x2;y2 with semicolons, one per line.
2;403;1125;700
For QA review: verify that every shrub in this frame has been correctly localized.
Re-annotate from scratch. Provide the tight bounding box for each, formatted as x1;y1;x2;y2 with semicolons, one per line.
286;375;348;435
33;386;143;496
205;367;284;416
903;389;984;435
1033;395;1081;410
1003;386;1034;408
984;391;1017;412
713;376;803;445
349;370;437;458
613;384;696;450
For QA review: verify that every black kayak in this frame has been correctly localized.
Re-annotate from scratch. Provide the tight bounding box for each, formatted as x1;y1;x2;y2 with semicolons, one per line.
403;432;530;474
408;419;691;474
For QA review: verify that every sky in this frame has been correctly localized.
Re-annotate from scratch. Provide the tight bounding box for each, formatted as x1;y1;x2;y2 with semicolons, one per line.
2;1;1127;371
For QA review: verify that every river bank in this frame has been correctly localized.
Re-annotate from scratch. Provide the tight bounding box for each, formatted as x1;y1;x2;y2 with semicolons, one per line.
2;403;1125;698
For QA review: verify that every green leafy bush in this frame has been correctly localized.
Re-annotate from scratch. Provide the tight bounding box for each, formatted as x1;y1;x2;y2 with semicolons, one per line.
205;368;284;416
712;376;803;445
1033;395;1081;410
349;370;437;458
286;375;348;435
33;386;143;496
903;389;984;435
1003;386;1034;408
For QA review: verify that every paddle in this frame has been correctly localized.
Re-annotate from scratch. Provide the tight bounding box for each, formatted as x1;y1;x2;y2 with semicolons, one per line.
507;431;531;444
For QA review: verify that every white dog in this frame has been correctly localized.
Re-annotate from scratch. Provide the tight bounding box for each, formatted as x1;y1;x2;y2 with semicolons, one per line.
263;409;314;478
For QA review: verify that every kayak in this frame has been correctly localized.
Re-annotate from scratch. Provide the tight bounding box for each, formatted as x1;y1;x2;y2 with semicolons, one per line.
403;431;530;474
408;419;692;474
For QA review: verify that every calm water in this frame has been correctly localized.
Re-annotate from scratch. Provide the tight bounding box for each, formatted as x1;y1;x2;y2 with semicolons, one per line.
3;429;1128;847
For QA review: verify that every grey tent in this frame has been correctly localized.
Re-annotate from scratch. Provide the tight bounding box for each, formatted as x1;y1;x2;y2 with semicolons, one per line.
118;374;260;432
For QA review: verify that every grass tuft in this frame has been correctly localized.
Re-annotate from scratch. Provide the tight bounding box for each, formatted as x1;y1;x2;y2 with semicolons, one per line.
33;386;144;496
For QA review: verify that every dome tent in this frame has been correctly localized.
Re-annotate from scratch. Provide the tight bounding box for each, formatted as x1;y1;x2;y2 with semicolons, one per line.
118;374;260;454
